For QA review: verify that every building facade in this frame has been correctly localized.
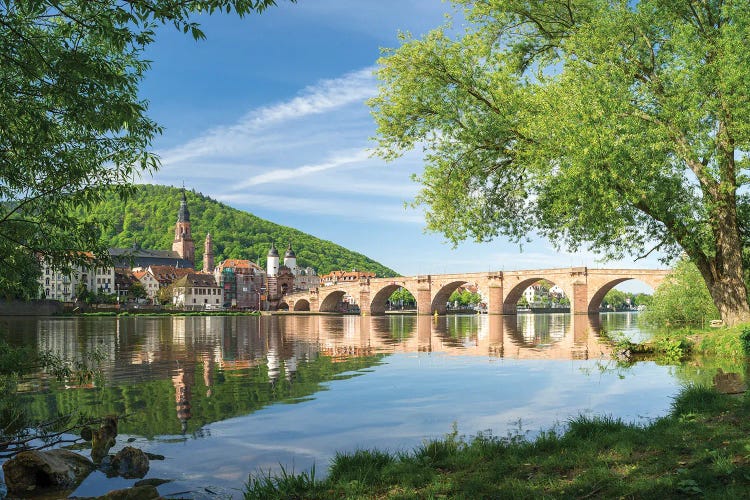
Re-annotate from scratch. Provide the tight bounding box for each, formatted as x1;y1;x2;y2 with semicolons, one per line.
214;259;265;310
172;273;223;310
39;256;115;301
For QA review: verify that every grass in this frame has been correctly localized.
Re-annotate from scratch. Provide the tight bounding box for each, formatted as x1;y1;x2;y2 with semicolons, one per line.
244;385;750;498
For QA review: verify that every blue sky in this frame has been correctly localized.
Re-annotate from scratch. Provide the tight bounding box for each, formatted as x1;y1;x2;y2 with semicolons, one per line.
139;0;664;291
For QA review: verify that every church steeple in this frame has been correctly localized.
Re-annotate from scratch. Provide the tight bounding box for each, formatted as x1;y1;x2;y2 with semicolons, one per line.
173;188;195;265
177;189;190;222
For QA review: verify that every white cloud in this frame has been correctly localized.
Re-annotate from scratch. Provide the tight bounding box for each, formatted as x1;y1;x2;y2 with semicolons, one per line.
235;149;371;188
157;67;377;167
215;191;424;224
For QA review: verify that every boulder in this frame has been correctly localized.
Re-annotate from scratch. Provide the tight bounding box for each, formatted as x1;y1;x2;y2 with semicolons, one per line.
110;446;149;478
98;484;161;499
2;448;94;494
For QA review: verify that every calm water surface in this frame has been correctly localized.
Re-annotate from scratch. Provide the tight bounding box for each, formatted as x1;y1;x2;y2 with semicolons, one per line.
0;313;689;497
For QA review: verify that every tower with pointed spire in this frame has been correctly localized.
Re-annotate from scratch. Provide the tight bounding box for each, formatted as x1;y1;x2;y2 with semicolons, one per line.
284;241;297;274
267;242;279;277
203;232;214;272
172;189;195;266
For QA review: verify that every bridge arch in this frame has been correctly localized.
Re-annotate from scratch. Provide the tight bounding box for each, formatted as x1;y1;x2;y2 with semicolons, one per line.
293;299;310;312
277;301;289;311
586;277;655;313
319;290;347;313
370;284;418;315
431;280;472;315
503;277;573;314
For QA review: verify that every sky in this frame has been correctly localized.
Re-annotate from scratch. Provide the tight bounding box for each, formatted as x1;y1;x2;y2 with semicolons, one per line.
138;0;665;292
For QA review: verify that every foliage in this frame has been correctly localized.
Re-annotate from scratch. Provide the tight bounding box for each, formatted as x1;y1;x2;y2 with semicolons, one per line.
388;287;415;306
244;384;750;499
741;327;750;357
370;0;750;324
448;289;481;306
129;282;147;300
602;290;650;310
644;259;720;327
76;184;398;277
0;1;292;297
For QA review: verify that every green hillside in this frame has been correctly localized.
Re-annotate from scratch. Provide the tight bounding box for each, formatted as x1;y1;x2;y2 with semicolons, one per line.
78;184;398;277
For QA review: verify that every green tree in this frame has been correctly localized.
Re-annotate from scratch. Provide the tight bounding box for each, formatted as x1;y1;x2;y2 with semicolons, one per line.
370;1;750;325
644;259;719;327
389;287;415;307
0;0;291;294
157;284;174;305
602;289;630;310
129;282;147;301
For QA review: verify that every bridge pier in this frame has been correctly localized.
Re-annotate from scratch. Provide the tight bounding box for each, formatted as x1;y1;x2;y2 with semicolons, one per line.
359;289;371;315
416;275;432;315
570;282;588;315
487;284;503;315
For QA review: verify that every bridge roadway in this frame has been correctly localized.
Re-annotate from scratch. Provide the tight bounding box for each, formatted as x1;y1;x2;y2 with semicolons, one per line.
281;267;668;315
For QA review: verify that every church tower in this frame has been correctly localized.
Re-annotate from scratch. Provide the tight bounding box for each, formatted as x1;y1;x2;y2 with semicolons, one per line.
172;189;195;265
203;232;214;272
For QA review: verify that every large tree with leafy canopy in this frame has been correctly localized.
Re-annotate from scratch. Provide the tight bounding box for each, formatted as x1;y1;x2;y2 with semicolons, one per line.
0;0;290;297
370;0;750;326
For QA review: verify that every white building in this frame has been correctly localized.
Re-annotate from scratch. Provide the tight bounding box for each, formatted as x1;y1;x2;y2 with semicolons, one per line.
133;269;161;303
39;255;115;301
172;273;223;310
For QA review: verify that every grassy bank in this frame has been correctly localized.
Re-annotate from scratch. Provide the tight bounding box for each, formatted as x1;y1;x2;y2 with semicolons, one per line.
246;324;750;499
607;321;746;361
246;386;750;499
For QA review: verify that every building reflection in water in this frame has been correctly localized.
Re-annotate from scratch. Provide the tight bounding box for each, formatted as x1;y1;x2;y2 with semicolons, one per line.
7;312;623;435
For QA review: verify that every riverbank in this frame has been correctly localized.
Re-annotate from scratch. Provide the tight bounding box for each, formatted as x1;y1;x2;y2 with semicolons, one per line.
245;323;750;499
246;384;750;499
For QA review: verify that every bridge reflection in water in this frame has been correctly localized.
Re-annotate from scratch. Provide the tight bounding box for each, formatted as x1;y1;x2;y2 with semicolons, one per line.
297;313;612;360
0;312;665;498
4;313;617;383
1;313;621;439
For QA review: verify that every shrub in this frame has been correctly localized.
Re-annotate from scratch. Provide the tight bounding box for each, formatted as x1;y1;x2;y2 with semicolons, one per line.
740;327;750;356
643;259;719;328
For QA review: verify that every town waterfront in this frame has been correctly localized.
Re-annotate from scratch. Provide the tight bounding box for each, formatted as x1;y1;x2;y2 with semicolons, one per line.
1;313;689;497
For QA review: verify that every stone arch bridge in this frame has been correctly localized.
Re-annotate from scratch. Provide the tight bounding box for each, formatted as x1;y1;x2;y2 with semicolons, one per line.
281;267;668;315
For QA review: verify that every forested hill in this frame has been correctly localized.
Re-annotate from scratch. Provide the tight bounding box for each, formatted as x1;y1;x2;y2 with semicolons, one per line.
79;184;398;277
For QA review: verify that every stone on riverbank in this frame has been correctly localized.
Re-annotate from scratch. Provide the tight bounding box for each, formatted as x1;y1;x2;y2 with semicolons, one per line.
92;484;161;499
110;446;149;478
2;448;95;494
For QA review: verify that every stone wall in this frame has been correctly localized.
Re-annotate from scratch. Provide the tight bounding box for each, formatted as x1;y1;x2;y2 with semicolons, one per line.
0;300;63;316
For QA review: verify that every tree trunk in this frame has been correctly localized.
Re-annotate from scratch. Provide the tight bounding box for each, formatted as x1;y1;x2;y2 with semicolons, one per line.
694;200;750;326
704;270;750;326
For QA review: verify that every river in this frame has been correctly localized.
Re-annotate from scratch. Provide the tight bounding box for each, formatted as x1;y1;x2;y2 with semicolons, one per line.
0;312;690;498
